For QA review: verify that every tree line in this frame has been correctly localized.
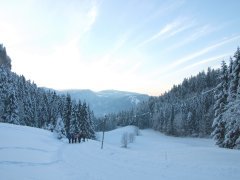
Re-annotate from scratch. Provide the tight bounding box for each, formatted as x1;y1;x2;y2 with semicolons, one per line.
1;43;240;149
0;44;95;140
100;48;240;149
212;48;240;149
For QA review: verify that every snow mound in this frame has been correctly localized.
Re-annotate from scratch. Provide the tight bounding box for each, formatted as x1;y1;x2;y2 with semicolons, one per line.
1;123;240;180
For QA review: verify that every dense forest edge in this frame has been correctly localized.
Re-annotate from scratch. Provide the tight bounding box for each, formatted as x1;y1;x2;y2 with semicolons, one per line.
0;44;95;140
96;47;240;149
1;44;240;149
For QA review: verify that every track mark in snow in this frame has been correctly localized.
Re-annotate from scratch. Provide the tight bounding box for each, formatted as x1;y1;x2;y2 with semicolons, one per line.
0;160;62;166
0;146;54;153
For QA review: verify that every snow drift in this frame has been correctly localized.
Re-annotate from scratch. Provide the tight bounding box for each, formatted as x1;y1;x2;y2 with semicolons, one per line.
0;123;240;180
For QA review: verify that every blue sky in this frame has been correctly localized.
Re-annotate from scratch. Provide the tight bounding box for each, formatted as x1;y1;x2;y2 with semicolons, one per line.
0;0;240;95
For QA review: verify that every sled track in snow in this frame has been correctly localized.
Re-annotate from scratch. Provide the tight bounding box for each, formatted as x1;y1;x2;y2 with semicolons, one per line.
0;160;62;166
0;146;55;153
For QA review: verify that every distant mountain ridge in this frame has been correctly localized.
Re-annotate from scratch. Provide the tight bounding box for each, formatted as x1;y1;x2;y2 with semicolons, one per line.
56;89;149;117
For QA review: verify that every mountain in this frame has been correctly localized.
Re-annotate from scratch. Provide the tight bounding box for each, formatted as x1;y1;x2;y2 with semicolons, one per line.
56;89;149;117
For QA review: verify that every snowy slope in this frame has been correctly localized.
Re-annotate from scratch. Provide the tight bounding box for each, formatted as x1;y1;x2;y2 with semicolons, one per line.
1;123;240;180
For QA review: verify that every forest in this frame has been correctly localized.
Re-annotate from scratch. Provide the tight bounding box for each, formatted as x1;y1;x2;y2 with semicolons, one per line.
97;47;240;149
0;44;95;140
1;44;240;149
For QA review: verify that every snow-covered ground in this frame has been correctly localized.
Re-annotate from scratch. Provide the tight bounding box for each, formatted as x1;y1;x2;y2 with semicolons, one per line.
1;123;240;180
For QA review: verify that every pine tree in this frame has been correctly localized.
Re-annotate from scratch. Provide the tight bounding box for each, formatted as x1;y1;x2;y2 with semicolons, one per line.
235;47;240;99
54;116;66;139
79;101;89;137
70;103;79;134
0;44;11;70
212;61;228;147
228;48;240;102
187;111;194;135
87;105;95;139
63;94;72;135
38;94;49;128
0;66;9;122
167;105;175;135
2;91;20;125
222;48;240;149
23;89;35;127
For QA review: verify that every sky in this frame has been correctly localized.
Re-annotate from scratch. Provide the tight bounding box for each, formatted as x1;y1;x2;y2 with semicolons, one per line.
0;0;240;96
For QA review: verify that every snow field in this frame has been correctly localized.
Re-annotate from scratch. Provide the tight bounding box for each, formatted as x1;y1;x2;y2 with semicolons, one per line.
0;123;240;180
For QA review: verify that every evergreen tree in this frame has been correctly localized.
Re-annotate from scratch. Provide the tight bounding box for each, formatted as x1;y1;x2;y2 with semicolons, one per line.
63;94;72;135
0;44;11;69
38;94;49;128
0;66;10;122
2;91;20;125
23;89;35;127
54;116;66;139
228;48;240;102
87;105;95;139
186;111;194;135
70;103;79;134
167;105;175;135
221;48;240;149
79;101;89;136
212;61;228;147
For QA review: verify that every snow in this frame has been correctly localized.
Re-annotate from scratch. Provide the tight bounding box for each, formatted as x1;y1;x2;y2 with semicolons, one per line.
1;123;240;180
128;95;140;105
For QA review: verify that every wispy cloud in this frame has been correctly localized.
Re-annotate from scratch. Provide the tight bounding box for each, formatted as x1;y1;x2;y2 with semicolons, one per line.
175;54;230;73
99;33;130;66
148;35;240;79
164;25;214;53
169;35;240;69
84;2;98;33
136;18;193;48
144;0;186;24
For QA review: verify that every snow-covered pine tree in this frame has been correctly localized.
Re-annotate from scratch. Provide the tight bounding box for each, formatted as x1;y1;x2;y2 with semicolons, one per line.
0;66;10;122
48;91;59;128
76;100;82;132
2;90;20;125
222;100;240;148
0;62;21;125
87;105;95;139
22;85;36;127
186;111;194;135
0;44;11;70
212;61;228;147
228;48;240;102
222;48;240;149
180;103;188;136
70;102;79;135
79;101;89;138
200;92;215;136
235;47;240;98
167;105;175;135
63;94;72;135
38;92;49;128
54;116;66;139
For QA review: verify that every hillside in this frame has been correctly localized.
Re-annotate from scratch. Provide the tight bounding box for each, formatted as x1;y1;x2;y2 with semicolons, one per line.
1;123;240;180
57;89;149;117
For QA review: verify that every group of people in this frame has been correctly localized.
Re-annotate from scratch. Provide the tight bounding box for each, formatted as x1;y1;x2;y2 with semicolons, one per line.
67;132;86;144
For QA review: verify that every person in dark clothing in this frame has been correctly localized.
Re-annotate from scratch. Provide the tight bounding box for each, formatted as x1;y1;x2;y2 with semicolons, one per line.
67;133;71;143
78;133;81;143
82;131;86;142
71;134;74;143
74;133;78;143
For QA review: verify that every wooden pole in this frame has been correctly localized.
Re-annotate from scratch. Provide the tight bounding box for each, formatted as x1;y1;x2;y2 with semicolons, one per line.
101;117;106;149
